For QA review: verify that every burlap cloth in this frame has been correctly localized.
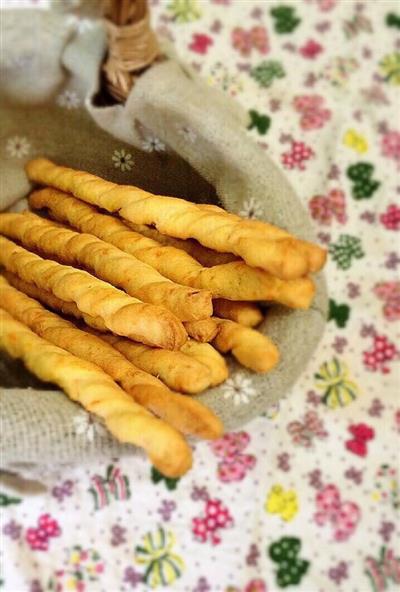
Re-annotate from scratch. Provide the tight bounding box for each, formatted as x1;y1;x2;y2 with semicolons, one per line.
0;10;328;474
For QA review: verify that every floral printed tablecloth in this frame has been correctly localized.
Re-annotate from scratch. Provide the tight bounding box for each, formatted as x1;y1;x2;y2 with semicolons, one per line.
1;1;400;591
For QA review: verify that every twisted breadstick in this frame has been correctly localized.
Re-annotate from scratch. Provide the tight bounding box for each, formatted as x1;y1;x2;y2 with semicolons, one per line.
99;333;213;395
180;340;228;386
3;272;108;332
0;212;212;322
212;300;263;327
0;308;192;477
0;277;222;440
0;236;186;349
26;158;326;279
28;189;315;308
184;318;218;343
212;318;279;373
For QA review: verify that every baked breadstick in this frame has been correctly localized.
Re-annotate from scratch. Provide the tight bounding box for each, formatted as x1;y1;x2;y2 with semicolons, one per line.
0;308;192;477
3;272;108;332
184;319;218;343
0;212;212;322
97;333;210;394
213;299;263;327
125;222;237;266
0;236;186;349
26;158;326;279
29;189;315;308
0;277;222;440
180;341;228;386
212;318;279;373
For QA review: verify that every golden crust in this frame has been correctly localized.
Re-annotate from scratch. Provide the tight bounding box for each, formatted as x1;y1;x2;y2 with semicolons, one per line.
0;307;192;477
212;317;280;373
180;340;228;386
0;276;222;440
26;159;326;279
0;236;186;349
184;318;219;343
29;188;315;307
0;212;212;322
212;299;263;327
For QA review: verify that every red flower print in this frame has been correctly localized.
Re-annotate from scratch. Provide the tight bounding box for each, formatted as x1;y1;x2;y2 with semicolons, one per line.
244;579;267;592
309;189;347;225
299;39;323;59
210;432;256;482
26;514;61;551
314;484;361;541
232;26;269;56
345;423;375;457
380;204;400;231
192;498;233;545
363;334;399;373
189;34;213;55
293;95;331;130
281;141;314;170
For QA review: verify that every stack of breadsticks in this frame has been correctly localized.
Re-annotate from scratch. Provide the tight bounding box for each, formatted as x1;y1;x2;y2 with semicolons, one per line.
0;158;326;477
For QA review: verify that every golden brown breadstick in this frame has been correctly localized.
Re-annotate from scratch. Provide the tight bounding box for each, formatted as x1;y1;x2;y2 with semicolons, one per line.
212;318;279;373
213;299;263;327
180;340;228;386
28;189;315;308
0;212;212;322
0;308;192;477
98;333;212;395
0;236;186;349
125;221;237;266
25;158;325;279
0;277;222;440
3;272;108;332
184;318;218;343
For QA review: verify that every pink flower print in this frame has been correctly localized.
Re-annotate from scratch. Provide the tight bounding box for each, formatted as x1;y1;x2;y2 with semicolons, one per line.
380;204;400;231
192;498;233;545
211;431;256;482
189;34;213;55
281;141;314;170
232;26;269;56
305;0;337;11
314;484;361;541
381;130;400;167
374;282;400;320
309;189;347;225
293;95;331;130
299;39;323;59
363;334;399;373
26;514;61;551
245;579;267;592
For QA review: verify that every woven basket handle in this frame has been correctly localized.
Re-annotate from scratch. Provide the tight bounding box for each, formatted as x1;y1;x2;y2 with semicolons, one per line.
102;0;160;102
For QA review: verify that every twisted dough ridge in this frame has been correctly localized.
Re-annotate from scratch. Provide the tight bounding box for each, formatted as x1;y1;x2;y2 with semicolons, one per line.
0;236;186;349
0;211;211;322
212;300;263;327
0;276;222;440
26;158;326;279
212;318;279;373
184;318;218;343
180;340;228;387
0;307;192;477
28;188;315;307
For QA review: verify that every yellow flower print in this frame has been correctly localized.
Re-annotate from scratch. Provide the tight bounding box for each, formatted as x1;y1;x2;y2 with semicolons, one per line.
66;577;77;590
315;358;360;409
380;52;400;85
70;550;80;565
265;485;299;522
343;129;368;154
135;526;184;588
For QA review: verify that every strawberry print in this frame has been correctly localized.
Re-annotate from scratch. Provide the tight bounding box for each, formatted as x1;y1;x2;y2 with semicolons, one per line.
232;26;269;56
192;498;234;545
189;33;213;54
26;514;61;551
210;432;256;482
380;204;400;230
293;95;331;130
309;188;347;224
363;334;398;374
281;140;314;170
314;485;361;541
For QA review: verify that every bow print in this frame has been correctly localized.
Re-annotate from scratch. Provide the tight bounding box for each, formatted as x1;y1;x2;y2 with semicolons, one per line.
343;129;369;153
232;26;269;56
211;432;256;482
346;423;375;457
315;484;361;541
309;188;347;225
287;410;328;447
265;484;299;521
